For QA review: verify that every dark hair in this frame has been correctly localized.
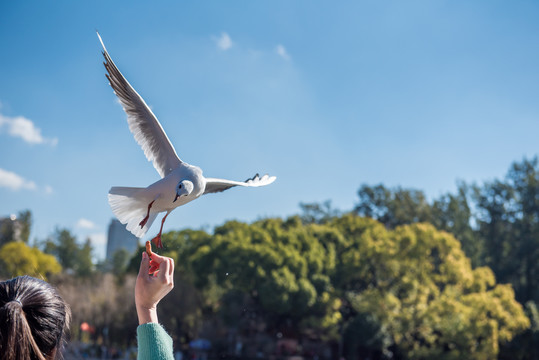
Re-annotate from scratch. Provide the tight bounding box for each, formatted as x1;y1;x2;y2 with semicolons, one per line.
0;276;71;360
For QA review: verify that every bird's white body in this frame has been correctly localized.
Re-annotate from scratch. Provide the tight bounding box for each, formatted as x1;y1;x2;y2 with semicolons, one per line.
145;164;205;210
109;163;206;238
99;33;276;245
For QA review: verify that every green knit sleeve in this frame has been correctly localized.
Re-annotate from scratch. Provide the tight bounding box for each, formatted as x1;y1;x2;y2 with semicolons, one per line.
137;323;174;360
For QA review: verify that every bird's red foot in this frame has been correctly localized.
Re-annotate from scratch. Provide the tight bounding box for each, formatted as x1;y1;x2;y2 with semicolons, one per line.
152;234;163;249
139;200;155;228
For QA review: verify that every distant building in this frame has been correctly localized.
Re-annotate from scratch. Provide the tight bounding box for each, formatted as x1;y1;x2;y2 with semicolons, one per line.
106;219;139;261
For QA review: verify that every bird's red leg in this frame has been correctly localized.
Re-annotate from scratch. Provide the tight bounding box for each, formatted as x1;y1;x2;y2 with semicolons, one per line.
139;200;155;228
151;212;169;248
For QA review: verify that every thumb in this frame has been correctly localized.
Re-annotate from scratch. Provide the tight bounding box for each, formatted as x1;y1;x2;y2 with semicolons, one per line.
138;251;150;277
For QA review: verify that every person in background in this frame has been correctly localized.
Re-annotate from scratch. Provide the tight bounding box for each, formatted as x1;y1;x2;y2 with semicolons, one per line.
0;275;71;360
136;251;175;360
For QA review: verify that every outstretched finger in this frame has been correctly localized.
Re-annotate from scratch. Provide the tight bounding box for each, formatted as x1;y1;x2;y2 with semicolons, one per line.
138;252;150;278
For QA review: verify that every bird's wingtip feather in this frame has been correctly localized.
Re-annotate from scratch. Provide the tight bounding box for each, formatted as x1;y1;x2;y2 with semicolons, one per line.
96;31;107;52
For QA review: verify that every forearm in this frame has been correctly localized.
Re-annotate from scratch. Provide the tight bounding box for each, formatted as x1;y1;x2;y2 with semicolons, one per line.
136;305;159;325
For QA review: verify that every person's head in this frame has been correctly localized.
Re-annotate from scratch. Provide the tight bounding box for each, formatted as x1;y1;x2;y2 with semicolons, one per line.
0;275;71;360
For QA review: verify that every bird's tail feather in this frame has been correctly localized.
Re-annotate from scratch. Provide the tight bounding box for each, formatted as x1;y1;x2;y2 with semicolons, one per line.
108;187;157;238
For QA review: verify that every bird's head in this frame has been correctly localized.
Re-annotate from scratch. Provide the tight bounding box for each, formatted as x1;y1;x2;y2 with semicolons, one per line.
174;180;194;202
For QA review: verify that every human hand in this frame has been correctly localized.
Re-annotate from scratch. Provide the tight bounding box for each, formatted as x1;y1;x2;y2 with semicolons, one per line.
135;251;174;324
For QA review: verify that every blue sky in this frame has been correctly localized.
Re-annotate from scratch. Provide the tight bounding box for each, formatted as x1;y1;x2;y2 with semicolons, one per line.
1;1;539;260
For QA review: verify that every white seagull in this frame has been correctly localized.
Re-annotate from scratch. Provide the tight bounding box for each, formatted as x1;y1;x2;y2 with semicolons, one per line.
98;33;276;248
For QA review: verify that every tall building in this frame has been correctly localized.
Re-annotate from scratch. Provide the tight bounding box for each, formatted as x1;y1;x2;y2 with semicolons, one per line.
106;219;139;261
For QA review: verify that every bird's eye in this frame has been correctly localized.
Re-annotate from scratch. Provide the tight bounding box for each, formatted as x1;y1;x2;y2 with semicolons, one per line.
179;184;182;188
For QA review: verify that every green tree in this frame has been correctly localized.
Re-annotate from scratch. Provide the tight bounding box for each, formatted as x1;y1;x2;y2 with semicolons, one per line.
499;300;539;360
0;210;33;246
299;200;340;224
342;311;392;359
355;183;484;268
466;157;539;357
473;157;539;304
0;217;15;247
170;218;342;340
44;228;79;270
17;210;32;243
355;184;433;228
0;241;61;280
43;228;95;277
77;238;95;277
330;215;529;359
154;214;528;359
431;182;480;266
506;157;539;304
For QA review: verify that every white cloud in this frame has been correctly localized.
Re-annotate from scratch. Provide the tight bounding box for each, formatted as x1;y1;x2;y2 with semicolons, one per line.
89;233;107;246
44;185;54;194
276;44;291;60
215;32;233;51
0;168;37;191
76;218;96;229
0;113;58;146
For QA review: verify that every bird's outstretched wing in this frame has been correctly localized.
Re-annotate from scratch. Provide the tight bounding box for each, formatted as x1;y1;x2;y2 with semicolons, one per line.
204;174;276;195
98;32;182;178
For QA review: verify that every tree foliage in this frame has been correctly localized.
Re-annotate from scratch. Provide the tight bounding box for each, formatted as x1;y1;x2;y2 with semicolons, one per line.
43;228;94;277
146;214;529;359
473;157;539;305
353;157;539;357
17;210;32;243
354;182;479;265
0;210;32;246
0;241;61;280
53;273;138;347
355;158;539;308
299;200;341;224
3;157;537;359
332;216;529;359
356;185;433;228
187;218;341;338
